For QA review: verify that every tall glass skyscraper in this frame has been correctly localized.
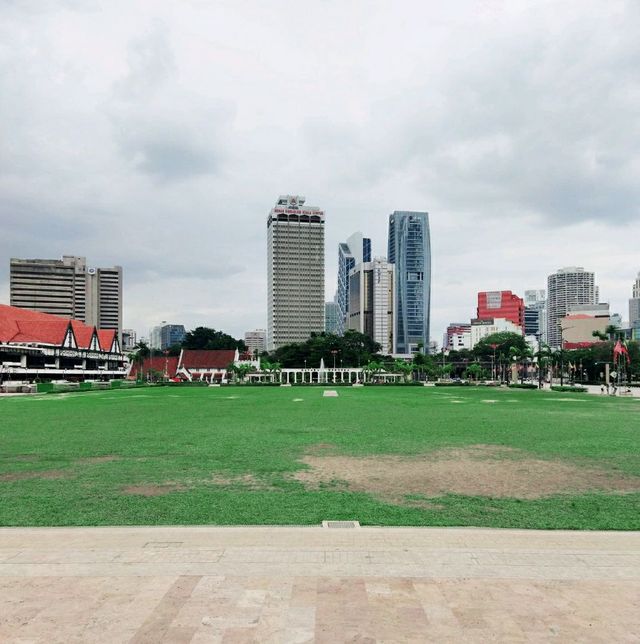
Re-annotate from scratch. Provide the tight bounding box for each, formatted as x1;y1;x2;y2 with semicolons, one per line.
335;232;371;335
387;211;431;354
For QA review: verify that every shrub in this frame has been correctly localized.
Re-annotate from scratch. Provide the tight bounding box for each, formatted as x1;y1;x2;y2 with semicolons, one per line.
508;383;538;389
550;385;587;393
434;381;470;387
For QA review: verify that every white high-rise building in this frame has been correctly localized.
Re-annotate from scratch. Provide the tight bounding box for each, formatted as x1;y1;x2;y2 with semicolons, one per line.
348;258;396;355
546;267;597;348
9;255;123;338
267;195;325;350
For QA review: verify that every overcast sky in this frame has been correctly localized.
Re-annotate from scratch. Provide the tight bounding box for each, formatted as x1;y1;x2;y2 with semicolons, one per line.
1;0;639;343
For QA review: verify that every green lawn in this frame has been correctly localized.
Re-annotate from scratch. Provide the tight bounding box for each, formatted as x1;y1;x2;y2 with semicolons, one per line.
1;386;639;529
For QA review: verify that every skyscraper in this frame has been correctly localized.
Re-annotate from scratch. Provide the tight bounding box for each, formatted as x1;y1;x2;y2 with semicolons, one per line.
388;211;431;354
546;267;597;348
267;195;325;350
335;232;371;335
348;258;395;354
9;255;122;337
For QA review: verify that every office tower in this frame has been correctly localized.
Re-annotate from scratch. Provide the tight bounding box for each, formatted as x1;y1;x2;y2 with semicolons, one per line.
546;267;597;348
477;291;524;329
387;211;431;354
348;258;395;355
244;329;267;356
267;195;325;350
150;323;186;350
9;255;122;337
336;232;372;335
630;272;640;330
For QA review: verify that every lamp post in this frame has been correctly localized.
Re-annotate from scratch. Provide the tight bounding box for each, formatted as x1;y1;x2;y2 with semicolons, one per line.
489;343;499;381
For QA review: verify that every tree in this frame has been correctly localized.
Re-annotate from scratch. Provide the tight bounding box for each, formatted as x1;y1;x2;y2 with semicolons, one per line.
269;330;381;368
464;362;484;381
393;359;414;382
182;327;247;351
227;362;256;383
260;359;282;382
473;332;527;360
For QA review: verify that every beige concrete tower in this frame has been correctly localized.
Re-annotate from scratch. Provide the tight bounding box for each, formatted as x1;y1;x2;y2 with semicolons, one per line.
267;195;325;350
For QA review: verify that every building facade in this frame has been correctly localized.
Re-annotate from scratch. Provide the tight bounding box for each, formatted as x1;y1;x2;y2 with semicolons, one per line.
477;291;524;329
267;195;325;350
335;233;371;336
244;329;267;356
630;271;640;330
121;328;137;351
444;323;472;352
524;289;547;342
547;267;597;348
348;258;395;355
10;256;123;338
387;211;431;354
325;302;340;335
470;317;522;349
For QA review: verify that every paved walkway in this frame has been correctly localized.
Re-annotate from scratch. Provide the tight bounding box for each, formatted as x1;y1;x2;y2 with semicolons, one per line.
1;526;639;642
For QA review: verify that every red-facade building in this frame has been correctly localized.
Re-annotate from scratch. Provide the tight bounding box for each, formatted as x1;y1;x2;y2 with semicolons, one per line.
477;291;524;329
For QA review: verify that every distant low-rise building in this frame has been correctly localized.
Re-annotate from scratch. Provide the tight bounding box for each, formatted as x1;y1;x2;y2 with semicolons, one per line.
470;317;522;349
122;328;137;351
444;323;471;352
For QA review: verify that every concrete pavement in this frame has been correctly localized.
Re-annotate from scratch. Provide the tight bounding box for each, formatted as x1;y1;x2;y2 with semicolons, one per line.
1;526;639;642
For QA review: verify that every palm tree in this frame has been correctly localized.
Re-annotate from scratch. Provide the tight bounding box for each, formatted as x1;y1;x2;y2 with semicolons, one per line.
393;359;414;383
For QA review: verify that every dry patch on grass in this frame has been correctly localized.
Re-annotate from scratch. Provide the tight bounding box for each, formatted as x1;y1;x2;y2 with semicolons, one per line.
0;469;68;482
75;455;121;465
122;483;186;496
210;473;279;491
293;444;640;503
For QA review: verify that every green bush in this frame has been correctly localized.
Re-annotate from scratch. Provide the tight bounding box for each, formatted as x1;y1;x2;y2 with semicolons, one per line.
434;381;470;387
508;383;538;390
550;385;588;393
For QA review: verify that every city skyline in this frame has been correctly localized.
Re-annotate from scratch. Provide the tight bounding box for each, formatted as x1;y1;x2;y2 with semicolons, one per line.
0;2;638;341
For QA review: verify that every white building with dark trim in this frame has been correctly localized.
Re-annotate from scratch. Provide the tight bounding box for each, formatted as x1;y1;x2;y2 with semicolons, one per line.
0;304;125;382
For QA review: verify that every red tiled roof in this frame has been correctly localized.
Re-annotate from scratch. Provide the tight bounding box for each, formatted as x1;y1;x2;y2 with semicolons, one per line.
0;304;71;345
129;356;179;379
97;329;116;352
0;304;114;353
179;349;236;369
70;320;95;349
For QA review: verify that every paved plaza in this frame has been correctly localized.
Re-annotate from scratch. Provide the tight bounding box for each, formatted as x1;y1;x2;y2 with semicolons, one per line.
1;526;639;642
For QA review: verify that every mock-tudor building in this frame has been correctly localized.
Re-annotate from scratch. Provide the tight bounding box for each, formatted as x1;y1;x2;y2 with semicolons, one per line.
0;304;125;382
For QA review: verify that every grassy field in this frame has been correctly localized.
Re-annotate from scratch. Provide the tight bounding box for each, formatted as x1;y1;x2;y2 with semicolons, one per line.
1;385;639;529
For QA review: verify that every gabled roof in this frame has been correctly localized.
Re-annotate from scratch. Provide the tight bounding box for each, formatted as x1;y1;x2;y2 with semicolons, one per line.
0;303;117;354
97;329;117;352
179;349;237;369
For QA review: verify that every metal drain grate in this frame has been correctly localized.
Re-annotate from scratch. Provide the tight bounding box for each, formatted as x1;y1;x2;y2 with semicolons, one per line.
322;520;360;528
